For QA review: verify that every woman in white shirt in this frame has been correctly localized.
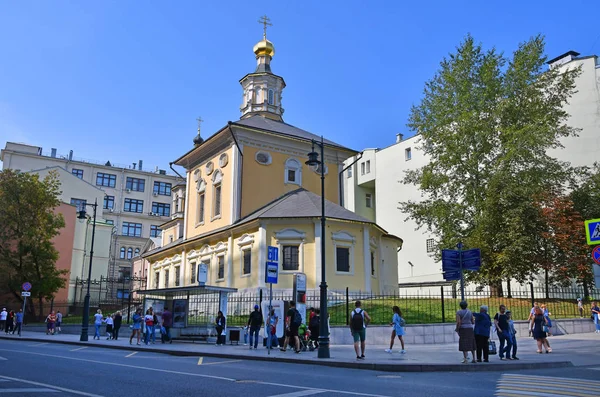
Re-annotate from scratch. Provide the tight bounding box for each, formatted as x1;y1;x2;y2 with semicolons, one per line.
104;314;114;340
144;309;154;345
93;310;104;340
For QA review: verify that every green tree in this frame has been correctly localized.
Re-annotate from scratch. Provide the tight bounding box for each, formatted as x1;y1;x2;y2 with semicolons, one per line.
571;163;600;221
400;35;580;292
0;169;67;318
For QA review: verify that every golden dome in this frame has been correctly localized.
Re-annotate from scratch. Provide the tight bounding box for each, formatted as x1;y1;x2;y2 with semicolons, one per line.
253;38;275;58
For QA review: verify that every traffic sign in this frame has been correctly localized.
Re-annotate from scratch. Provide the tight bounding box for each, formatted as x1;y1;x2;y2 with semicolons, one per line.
265;261;279;284
268;246;279;262
22;282;32;292
21;291;31;297
586;219;600;245
593;246;600;265
443;271;461;281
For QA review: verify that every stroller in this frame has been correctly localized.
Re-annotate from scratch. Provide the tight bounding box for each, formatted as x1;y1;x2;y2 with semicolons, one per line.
297;323;311;352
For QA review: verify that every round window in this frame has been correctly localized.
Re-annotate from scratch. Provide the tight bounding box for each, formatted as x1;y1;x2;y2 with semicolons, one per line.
255;151;272;165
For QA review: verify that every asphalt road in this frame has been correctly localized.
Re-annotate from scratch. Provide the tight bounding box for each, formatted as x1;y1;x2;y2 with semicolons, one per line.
1;339;600;396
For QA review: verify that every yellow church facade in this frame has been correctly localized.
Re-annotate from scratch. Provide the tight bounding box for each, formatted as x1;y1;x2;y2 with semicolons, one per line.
143;25;402;294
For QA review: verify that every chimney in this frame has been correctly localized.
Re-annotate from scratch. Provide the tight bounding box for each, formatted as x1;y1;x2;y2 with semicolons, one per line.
50;148;57;158
396;133;404;143
132;162;136;170
547;50;580;69
68;150;73;161
155;166;159;173
159;169;166;175
138;160;143;171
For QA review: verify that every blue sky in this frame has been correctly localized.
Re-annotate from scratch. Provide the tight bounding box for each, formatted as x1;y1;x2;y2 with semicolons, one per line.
1;1;598;171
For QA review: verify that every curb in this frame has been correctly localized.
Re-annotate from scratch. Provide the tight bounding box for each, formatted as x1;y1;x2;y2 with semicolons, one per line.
0;336;573;372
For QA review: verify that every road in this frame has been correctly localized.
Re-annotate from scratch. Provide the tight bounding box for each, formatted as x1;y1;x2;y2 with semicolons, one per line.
1;339;600;396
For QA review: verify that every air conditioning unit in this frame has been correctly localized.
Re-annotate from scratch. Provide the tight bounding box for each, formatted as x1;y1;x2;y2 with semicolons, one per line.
109;208;114;213
153;192;158;197
126;188;131;193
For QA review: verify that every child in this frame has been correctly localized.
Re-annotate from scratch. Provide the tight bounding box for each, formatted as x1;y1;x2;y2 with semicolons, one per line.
104;314;114;340
506;311;518;360
541;304;553;336
242;325;249;345
577;298;584;318
385;306;406;354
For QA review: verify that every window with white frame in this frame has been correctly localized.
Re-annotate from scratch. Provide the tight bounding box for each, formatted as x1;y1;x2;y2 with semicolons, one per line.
284;158;302;185
405;147;412;161
212;170;223;219
275;229;305;272
217;255;225;280
347;167;352;178
243;249;251;275
190;262;196;284
120;247;126;259
282;246;299;271
154;272;159;289
361;162;365;175
134;248;140;257
371;251;375;276
164;269;170;288
366;193;372;208
268;89;274;105
426;238;435;253
126;247;133;260
332;231;355;274
366;160;371;174
175;266;180;286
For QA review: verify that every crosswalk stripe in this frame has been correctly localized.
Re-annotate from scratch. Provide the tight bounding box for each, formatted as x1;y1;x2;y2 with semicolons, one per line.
503;374;594;385
498;381;600;392
0;388;58;393
496;374;600;397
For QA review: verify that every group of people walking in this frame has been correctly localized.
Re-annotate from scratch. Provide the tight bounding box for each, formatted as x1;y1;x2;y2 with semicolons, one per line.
92;310;123;340
129;306;173;346
0;307;24;336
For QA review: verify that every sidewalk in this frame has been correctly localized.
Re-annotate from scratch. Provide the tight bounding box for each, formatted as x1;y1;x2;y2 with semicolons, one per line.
4;331;597;372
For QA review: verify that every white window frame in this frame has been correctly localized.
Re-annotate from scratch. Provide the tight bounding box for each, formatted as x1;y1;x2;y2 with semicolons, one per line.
213;242;227;282
268;89;274;105
284;158;302;186
275;228;305;274
188;245;212;285
426;238;435;253
366;193;372;208
347;167;352;178
332;231;355;275
405;147;412;161
255;151;272;165
238;234;255;277
212;170;223;221
370;237;378;278
361;162;365;175
366;160;371;174
174;265;181;286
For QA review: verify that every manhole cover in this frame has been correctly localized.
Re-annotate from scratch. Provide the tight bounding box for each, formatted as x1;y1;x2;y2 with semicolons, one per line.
235;380;258;384
377;375;402;379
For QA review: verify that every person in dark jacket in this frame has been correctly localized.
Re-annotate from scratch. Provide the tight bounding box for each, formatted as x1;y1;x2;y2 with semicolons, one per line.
247;305;263;349
473;305;491;362
215;311;226;345
113;311;122;340
162;307;173;344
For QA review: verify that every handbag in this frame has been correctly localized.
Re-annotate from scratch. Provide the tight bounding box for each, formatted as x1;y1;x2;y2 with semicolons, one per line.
488;340;497;354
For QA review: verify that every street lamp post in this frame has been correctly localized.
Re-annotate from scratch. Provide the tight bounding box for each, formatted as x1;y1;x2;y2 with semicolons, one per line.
78;198;98;342
306;136;330;359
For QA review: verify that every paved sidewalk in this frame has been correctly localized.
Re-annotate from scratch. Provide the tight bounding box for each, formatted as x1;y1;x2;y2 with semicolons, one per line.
3;331;598;372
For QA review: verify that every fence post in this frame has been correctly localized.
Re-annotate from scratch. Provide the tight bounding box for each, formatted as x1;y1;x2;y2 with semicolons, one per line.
346;287;349;325
529;282;535;308
440;286;445;323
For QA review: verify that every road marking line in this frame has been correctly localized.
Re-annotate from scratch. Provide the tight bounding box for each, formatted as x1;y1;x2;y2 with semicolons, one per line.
125;352;138;358
201;359;241;366
0;375;102;397
70;347;88;352
27;343;48;347
267;391;325;397
496;374;600;397
0;356;6;361
498;381;599;393
197;357;203;365
0;348;390;397
0;388;59;393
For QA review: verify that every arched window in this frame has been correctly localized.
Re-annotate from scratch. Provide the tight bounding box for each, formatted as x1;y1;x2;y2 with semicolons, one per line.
134;248;140;257
120;247;126;259
268;89;274;105
127;248;133;260
284;158;302;186
212;170;223;219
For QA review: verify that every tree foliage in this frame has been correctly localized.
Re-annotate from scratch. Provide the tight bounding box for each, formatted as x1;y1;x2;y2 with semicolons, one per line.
0;169;67;316
400;35;581;287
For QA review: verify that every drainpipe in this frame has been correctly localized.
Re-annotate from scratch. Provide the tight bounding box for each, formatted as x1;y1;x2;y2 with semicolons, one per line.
228;121;243;221
169;162;185;180
338;152;363;207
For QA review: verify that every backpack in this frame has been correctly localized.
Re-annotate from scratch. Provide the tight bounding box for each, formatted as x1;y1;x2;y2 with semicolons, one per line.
351;309;364;331
309;314;320;328
292;309;302;327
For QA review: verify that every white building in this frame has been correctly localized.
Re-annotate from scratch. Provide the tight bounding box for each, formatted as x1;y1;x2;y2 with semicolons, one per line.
344;51;600;287
1;142;184;284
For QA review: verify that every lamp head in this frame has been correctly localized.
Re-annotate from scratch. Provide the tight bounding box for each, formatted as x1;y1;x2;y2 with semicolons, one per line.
77;209;87;223
306;151;320;166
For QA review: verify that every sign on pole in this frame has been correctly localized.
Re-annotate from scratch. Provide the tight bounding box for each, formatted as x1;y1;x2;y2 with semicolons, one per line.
593;246;600;265
441;246;482;300
21;291;31;297
585;219;600;245
22;282;32;292
266;245;279;355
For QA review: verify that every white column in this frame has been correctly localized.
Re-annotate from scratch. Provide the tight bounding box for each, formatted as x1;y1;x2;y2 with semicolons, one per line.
183;172;191;240
314;220;322;287
378;236;384;294
230;146;238;224
258;223;266;288
363;227;371;293
227;235;233;287
181;249;186;287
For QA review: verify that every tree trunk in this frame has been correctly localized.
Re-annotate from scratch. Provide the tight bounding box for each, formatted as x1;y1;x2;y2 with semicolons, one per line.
545;269;550;299
38;297;44;322
506;280;512;298
490;283;504;297
583;281;590;300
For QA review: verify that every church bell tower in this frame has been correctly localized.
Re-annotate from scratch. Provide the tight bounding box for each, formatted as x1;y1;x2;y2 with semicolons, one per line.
239;15;286;121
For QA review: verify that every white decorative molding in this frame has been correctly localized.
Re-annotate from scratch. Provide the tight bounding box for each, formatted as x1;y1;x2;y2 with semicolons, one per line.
237;233;255;247
206;161;214;175
276;228;306;274
332;230;356;276
213;241;228;253
275;228;306;242
284;158;302;186
219;153;229;168
331;231;355;244
255;151;272;165
212;169;223;184
196;178;206;193
370;236;378;249
193;168;201;182
363;228;371;292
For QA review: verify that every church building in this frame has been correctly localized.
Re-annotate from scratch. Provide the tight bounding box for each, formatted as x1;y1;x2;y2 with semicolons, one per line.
143;21;402;295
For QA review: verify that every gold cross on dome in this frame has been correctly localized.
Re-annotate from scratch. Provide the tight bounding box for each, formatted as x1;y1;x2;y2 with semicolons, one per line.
258;15;272;39
196;116;203;131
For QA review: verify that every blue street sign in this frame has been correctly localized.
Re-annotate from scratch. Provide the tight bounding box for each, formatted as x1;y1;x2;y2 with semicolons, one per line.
443;271;461;281
265;261;279;284
462;248;481;261
267;246;279;262
463;258;482;271
586;219;600;245
442;249;460;260
442;249;482;272
442;260;460;272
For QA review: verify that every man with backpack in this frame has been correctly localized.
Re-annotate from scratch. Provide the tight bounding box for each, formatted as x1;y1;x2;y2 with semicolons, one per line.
308;308;320;350
350;301;371;360
280;301;301;353
247;304;263;349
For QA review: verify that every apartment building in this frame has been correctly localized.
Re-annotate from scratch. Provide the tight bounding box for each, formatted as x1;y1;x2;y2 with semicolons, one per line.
1;142;184;283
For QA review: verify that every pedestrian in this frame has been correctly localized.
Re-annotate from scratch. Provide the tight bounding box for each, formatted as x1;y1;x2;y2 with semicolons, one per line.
13;309;23;336
350;300;371;360
456;301;476;364
130;308;143;345
493;305;513;360
530;306;552;353
144;309;154;345
161;307;173;344
577;298;584;318
151;309;158;344
592;302;600;333
215;311;226;345
105;314;114;340
0;308;7;332
56;310;63;334
385;306;406;354
113;311;122;340
267;308;279;349
46;310;57;335
93;309;104;340
246;305;263;350
473;305;491;363
308;308;320;350
281;301;302;353
6;310;15;334
506;311;518;360
540;304;553;336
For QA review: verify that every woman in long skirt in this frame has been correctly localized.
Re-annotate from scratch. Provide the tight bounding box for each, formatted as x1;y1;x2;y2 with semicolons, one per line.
456;301;476;364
